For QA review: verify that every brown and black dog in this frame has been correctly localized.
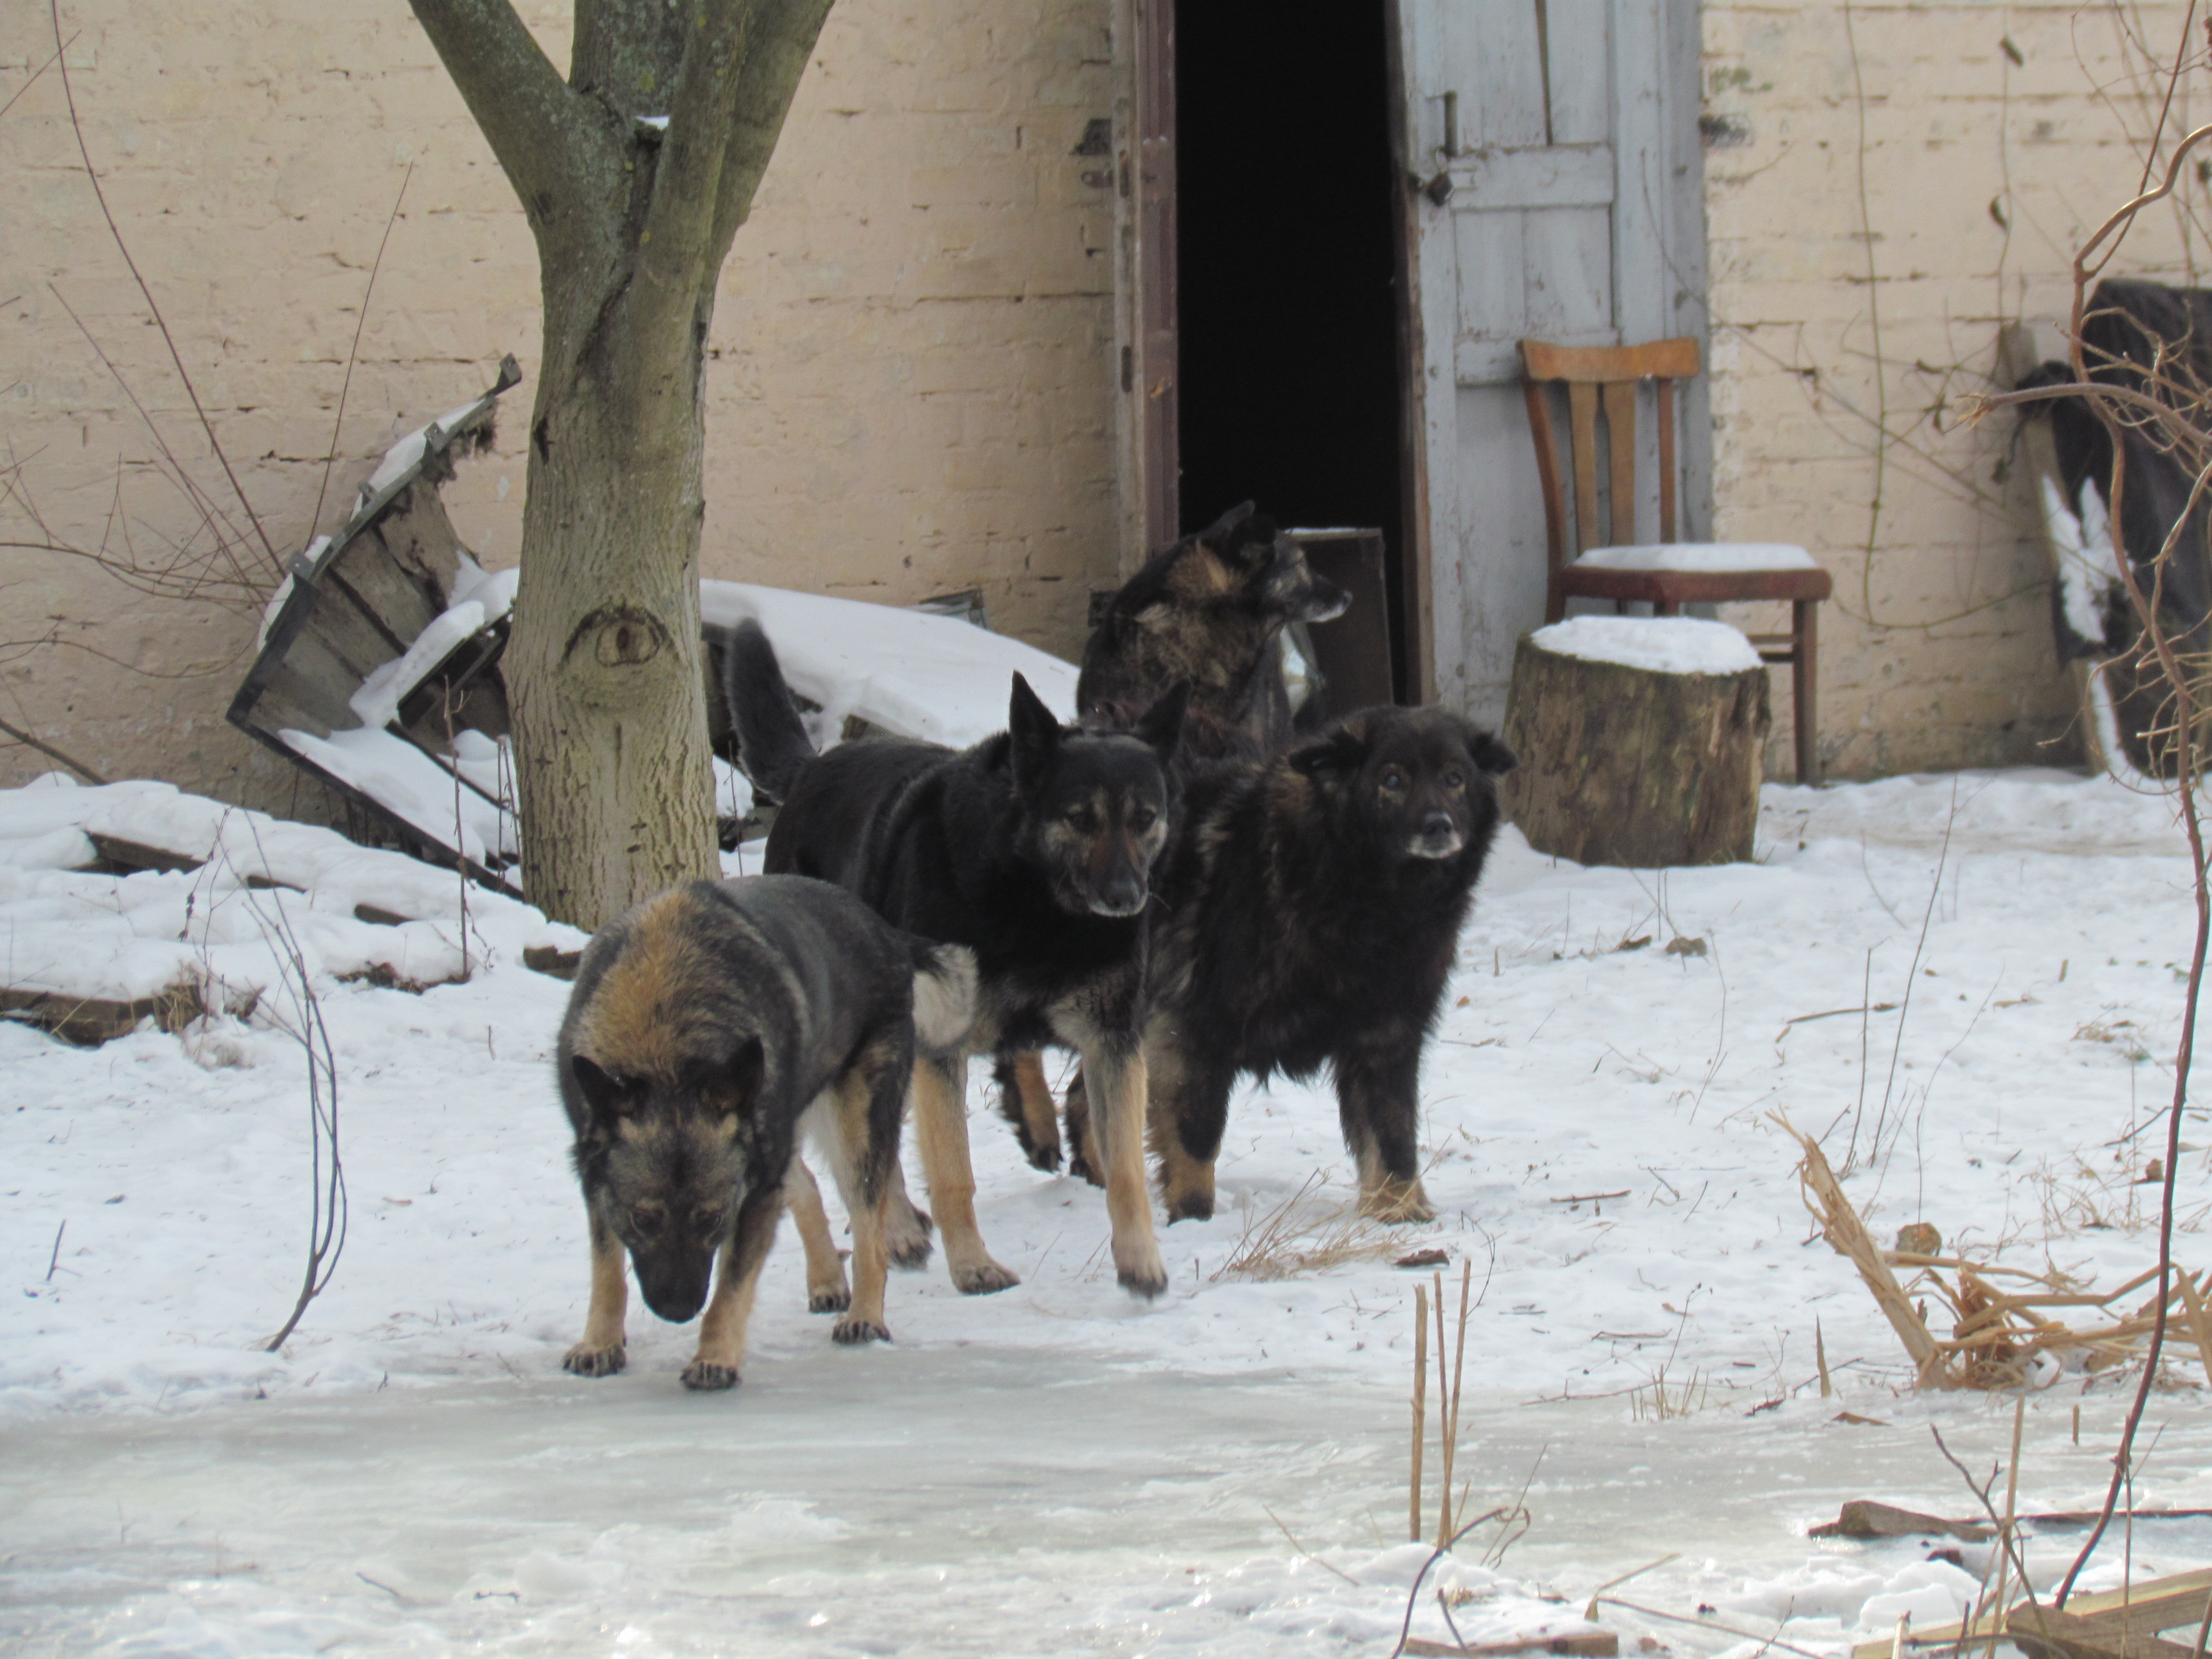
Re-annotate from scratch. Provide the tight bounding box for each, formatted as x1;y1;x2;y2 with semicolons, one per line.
556;876;974;1391
994;502;1352;1172
1078;500;1350;756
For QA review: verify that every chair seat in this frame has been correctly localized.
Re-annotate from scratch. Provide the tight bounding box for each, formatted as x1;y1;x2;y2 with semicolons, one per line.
1561;559;1832;609
1577;542;1816;573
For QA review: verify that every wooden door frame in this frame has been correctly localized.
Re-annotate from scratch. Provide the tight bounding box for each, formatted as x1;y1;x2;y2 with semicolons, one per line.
1383;0;1434;702
1112;1;1433;700
1111;0;1178;578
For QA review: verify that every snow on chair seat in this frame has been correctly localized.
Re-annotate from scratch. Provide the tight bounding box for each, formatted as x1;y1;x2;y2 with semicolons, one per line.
1575;543;1817;575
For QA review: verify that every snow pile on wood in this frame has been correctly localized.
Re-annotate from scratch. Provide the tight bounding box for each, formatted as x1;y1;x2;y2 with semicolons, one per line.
1575;542;1817;572
1530;615;1763;676
700;579;1079;747
0;774;585;1038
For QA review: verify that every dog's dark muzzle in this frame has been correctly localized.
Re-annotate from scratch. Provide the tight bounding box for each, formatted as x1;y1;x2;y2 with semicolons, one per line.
1406;812;1464;861
634;1250;715;1324
1300;577;1352;624
1088;873;1150;917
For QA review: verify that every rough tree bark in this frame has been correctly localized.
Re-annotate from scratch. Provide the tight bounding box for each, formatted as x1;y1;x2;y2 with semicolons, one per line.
406;0;834;929
1499;632;1770;867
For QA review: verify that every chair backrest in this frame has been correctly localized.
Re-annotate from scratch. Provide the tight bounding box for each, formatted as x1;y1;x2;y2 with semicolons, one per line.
1520;337;1700;572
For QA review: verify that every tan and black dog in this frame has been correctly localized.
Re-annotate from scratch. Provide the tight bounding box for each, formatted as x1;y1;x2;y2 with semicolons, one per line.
1077;500;1349;756
557;875;974;1391
725;618;1188;1300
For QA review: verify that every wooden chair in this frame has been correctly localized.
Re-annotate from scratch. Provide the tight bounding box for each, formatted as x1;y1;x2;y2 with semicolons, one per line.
1519;337;1832;785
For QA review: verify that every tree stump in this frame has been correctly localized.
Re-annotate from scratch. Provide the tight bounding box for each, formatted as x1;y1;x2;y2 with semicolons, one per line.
1499;618;1771;867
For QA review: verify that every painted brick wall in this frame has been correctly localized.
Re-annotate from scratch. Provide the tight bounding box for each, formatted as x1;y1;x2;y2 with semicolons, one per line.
1701;1;2208;777
0;0;1117;801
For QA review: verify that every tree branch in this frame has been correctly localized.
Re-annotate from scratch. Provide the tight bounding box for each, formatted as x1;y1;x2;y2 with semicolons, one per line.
405;0;610;249
634;0;764;301
705;0;836;271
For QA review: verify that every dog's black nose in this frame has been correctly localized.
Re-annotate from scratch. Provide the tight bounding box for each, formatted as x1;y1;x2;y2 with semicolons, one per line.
1093;874;1146;917
1408;811;1464;860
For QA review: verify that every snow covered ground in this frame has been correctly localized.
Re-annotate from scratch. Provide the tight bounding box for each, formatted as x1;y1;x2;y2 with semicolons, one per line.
7;764;2212;1654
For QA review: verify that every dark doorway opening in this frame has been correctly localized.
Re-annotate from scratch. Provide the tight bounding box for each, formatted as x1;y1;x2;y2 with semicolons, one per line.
1175;0;1410;702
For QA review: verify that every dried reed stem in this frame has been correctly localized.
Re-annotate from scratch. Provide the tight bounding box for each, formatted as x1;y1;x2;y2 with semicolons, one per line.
1412;1281;1429;1544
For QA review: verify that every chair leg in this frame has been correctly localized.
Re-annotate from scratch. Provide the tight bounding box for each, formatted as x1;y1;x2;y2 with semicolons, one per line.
1792;599;1820;787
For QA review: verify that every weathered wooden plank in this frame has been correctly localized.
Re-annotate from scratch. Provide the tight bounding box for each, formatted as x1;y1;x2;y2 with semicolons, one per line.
1454;208;1526;344
1404;1633;1617;1659
1449;144;1614;211
1523;206;1614;339
2;982;206;1046
255;656;356;739
1460;2;1545;147
367;481;469;603
1545;0;1611;145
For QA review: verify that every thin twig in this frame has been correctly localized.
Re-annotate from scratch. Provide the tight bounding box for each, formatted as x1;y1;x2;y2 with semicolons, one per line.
50;0;276;569
1260;1503;1360;1588
311;163;413;541
0;715;105;784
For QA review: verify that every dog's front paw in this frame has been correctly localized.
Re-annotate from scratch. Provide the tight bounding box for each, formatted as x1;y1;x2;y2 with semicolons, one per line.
1114;1242;1168;1301
1067;1149;1105;1188
1022;1136;1064;1174
950;1259;1020;1295
562;1342;627;1378
832;1315;890;1345
679;1359;741;1392
808;1285;852;1314
1361;1181;1436;1225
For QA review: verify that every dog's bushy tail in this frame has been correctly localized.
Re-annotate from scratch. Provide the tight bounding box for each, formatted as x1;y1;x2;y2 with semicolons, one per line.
910;942;979;1057
724;618;816;802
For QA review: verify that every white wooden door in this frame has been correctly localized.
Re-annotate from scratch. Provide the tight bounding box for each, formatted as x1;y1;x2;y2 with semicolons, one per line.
1399;0;1707;722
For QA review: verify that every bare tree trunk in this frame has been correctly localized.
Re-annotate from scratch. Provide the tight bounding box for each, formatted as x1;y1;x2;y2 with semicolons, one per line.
407;0;833;929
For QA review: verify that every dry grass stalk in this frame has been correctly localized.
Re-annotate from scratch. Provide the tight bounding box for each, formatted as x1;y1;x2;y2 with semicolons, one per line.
1412;1281;1429;1544
1435;1261;1472;1548
1782;1113;2212;1389
1776;1113;1941;1379
1213;1170;1401;1282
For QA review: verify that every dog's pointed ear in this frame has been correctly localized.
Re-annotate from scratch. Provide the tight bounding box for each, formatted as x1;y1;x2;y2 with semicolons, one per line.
1196;499;1257;547
1289;718;1369;783
1133;680;1189;763
1008;672;1062;783
1463;726;1517;778
571;1054;634;1121
726;1035;764;1110
1221;513;1279;569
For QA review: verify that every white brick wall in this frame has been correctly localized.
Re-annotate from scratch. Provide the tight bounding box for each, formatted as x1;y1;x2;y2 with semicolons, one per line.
1703;1;2208;776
